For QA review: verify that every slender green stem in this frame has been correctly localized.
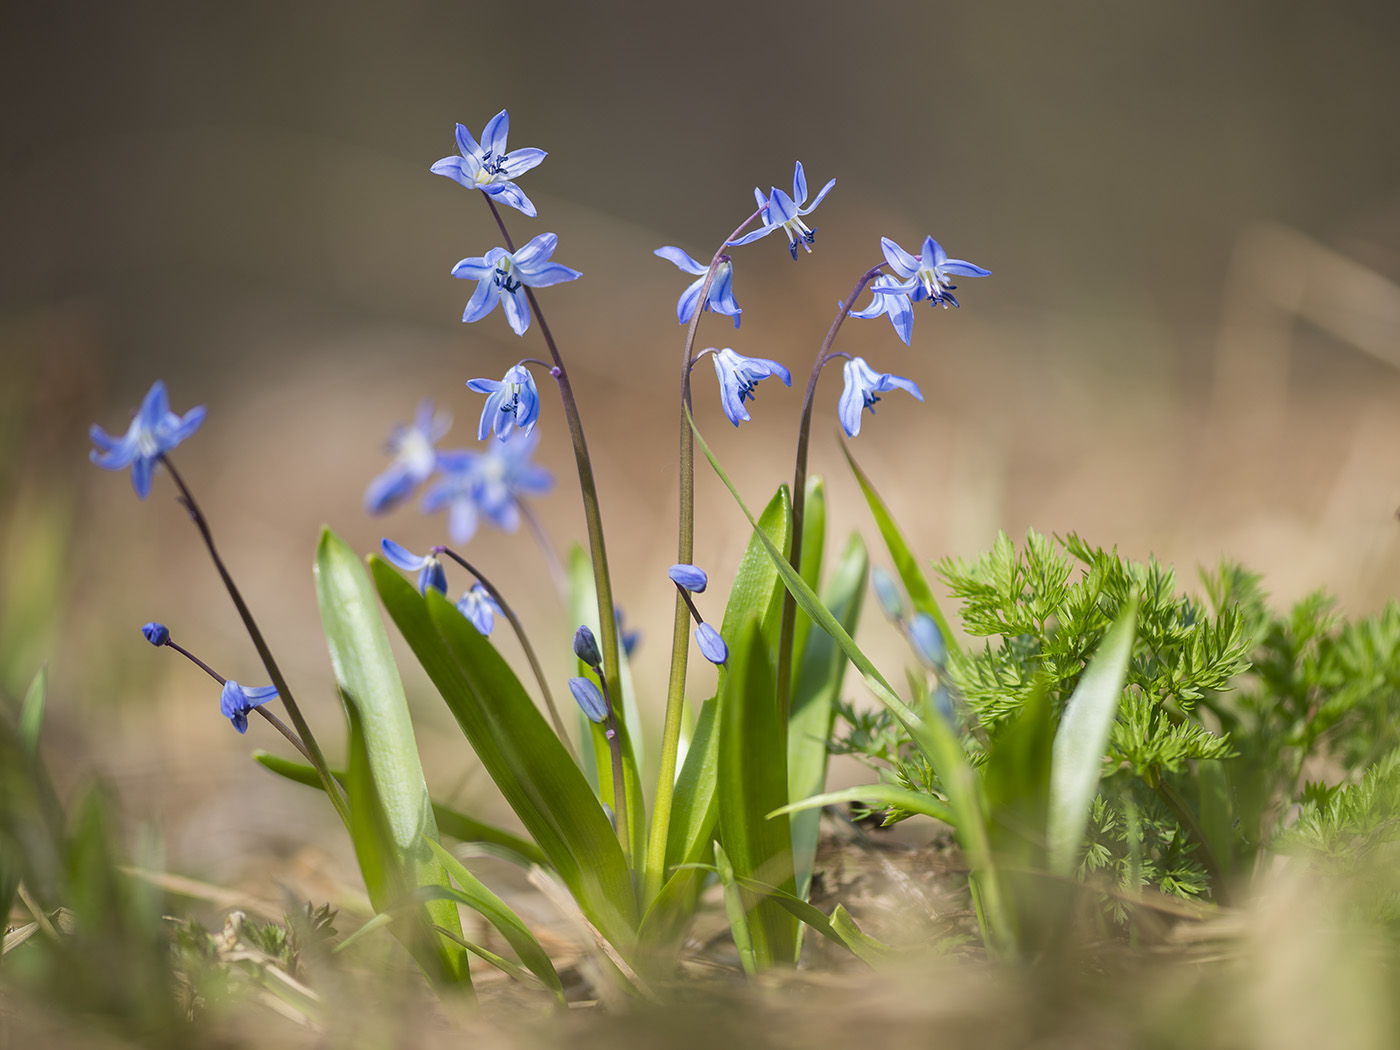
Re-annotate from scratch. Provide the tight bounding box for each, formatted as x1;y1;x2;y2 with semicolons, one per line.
775;263;887;723
596;672;631;867
643;208;766;903
439;546;577;763
158;454;350;825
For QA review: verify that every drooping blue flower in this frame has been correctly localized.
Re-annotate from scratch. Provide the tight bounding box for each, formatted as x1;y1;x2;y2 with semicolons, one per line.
220;680;279;734
364;400;451;515
142;622;170;647
456;584;502;635
89;380;206;499
430;111;547;218
837;356;924;438
849;274;917;346
908;613;947;668
380;538;448;595
452;233;581;337
422;429;554;543
711;347;792;427
573;624;602;668
728;162;836;260
870;567;905;621
615;607;641;658
653;247;742;328
569;676;608;724
695;624;728;665
668;564;709;593
466;365;541;442
882;235;990;309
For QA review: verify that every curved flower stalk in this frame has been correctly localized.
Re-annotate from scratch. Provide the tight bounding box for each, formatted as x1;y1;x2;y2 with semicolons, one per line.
837;356;924;437
365;400;451;514
729;162;836;259
453;233;581;337
89;380;205;499
431;110;546;217
655;247;742;327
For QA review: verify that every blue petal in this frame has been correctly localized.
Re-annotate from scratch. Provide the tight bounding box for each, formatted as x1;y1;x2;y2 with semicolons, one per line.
708;264;742;321
454;122;481;158
799;178;836;216
503;289;531;336
461;278;501;324
766;188;800;225
880;236;919;277
431;155;473;187
941;259;992;278
447;497;479;545
364;462;417;514
380;538;426;572
452;255;497;280
512;232;557;269
654;246;705;275
792;161;808;205
695;624;728;665
241;685;280;705
728;225;777;247
165;405;206;447
485;182;538;218
713;355;751;426
481;110;510;157
908;614;947;667
130;455;154;499
871;567;904;620
520;261;581;288
500;147;546;176
418;558;448;596
676;277;704;324
888;293;914;346
882;373;924;401
668;563;708;593
569;676;608;723
837;364;866;438
138;381;170;429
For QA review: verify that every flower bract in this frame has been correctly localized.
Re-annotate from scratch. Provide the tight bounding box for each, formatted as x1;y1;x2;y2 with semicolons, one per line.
569;676;608;724
220;680;278;734
89;380;206;499
668;564;709;593
837;356;924;438
456;584;502;635
695;624;728;665
850;274;917;346
466;365;541;442
729;162;835;259
882;235;990;309
430;111;547;217
452;233;581;337
380;538;448;595
653;247;741;328
711;348;791;427
365;400;451;515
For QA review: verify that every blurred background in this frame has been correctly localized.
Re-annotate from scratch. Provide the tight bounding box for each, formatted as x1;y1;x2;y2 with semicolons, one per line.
2;0;1399;887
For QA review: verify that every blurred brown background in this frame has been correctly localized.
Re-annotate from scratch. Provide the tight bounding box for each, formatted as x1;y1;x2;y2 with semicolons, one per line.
3;0;1400;882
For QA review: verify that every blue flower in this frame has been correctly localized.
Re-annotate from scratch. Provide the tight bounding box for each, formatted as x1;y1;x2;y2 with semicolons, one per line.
573;624;602;668
456;584;502;635
452;233;581;337
364;400;451;515
882;235;990;309
870;567;905;621
419;452;482;544
569;676;608;724
668;564;708;593
837;356;924;438
908;613;947;668
423;429;554;543
615;607;641;658
142;622;170;647
695;624;728;665
466;365;541;442
729;162;836;260
849;274;917;346
89;380;206;499
711;348;791;427
220;680;279;734
653;247;742;328
430;111;547;218
380;538;448;595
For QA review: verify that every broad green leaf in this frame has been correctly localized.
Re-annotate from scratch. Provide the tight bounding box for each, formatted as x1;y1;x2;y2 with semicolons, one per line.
19;664;46;755
1048;597;1139;875
427;920;549;989
314;529;467;984
840;441;959;657
373;558;638;951
789;533;866;897
791;476;826;682
713;842;755;976
717;617;797;967
829;904;895;966
771;784;954;825
425;838;565;1002
252;751;547;868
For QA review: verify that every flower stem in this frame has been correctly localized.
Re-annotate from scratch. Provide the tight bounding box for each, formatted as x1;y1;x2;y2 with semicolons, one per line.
596;672;632;867
158;453;350;826
439;546;578;763
643;207;765;904
774;264;887;723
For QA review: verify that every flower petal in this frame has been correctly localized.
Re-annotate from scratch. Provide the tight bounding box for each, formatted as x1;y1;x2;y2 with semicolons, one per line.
792;160;808;205
668;563;708;593
654;246;707;275
695;624;728;665
880;236;920;276
519;261;581;288
461;278;501;324
502;289;531;336
454;122;481;158
512;232;557;269
481;110;510;157
799;178;836;216
499;147;546;176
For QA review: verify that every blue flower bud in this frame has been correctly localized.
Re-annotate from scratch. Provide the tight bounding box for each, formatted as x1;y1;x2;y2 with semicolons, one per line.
142;622;170;647
573;625;602;668
668;563;709;593
568;676;608;723
871;567;904;620
908;613;947;668
695;624;728;665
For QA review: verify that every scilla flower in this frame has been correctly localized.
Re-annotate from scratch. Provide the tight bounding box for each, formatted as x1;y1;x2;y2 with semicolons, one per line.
380;539;448;595
729;162;835;260
908;613;947;668
569;676;608;724
89;380;206;499
654;247;742;328
711;348;791;427
695;624;728;665
838;356;923;438
882;235;990;309
668;564;708;593
850;274;917;346
452;233;581;337
221;681;279;734
430;111;547;217
456;584;502;635
467;364;541;442
364;400;451;515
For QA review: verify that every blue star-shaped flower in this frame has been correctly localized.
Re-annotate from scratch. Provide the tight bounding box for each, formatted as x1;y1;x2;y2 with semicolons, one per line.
89;381;206;499
380;538;448;595
430;111;547;218
882;235;990;309
837;356;924;438
728;162;836;260
711;347;792;427
456;584;502;635
364;400;451;515
466;364;541;442
452;233;581;337
653;247;742;328
849;274;917;346
422;429;554;543
220;680;279;734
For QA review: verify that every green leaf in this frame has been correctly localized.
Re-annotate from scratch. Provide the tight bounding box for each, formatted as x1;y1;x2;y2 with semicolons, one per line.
840;441;959;657
791;475;827;682
373;557;638;951
314;528;468;984
789;532;866;897
1048;596;1139;875
424;838;565;1002
717;617;797;967
770;783;954;825
18;664;46;755
252;750;547;868
713;841;756;976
